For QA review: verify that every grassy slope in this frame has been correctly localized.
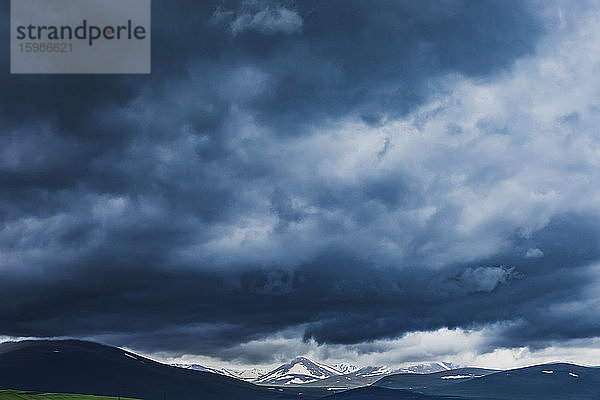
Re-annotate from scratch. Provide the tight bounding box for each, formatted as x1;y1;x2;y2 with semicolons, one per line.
0;390;139;400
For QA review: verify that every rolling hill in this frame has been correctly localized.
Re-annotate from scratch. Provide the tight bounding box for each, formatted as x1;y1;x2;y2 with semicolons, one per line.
0;340;309;400
376;363;600;400
374;367;498;390
422;363;600;400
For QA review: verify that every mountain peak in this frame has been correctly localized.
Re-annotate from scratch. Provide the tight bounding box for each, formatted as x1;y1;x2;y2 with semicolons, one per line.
254;356;341;385
291;356;311;363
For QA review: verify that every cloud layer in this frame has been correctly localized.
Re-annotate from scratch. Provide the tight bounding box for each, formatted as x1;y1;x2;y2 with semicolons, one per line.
1;0;600;368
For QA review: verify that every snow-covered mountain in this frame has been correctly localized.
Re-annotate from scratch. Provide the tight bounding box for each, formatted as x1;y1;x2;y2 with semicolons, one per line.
254;356;341;385
301;362;457;388
173;363;269;382
174;359;455;386
332;363;360;374
347;362;454;378
237;367;269;380
353;366;395;377
398;361;454;374
172;363;242;379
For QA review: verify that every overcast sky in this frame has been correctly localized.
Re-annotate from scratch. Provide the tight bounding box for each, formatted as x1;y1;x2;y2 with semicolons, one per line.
2;0;600;371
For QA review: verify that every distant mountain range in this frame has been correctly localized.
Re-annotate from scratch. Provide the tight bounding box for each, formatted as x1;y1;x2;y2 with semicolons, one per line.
174;357;455;386
302;363;457;389
2;339;599;400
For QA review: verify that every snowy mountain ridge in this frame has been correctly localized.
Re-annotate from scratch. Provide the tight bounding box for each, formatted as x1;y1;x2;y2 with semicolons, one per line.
331;363;361;374
173;358;455;385
172;363;244;379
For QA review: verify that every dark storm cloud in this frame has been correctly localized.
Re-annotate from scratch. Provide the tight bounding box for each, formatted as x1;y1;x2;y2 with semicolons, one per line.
209;0;544;132
1;0;543;135
3;0;600;364
2;212;600;362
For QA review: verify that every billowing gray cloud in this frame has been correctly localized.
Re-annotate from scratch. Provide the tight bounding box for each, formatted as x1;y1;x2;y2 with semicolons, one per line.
1;0;600;368
458;266;516;293
213;0;304;36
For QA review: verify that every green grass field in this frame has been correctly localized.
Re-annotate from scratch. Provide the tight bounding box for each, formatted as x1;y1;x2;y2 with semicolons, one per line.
0;390;140;400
